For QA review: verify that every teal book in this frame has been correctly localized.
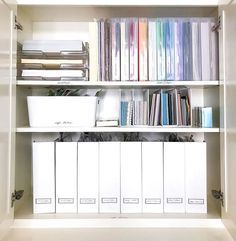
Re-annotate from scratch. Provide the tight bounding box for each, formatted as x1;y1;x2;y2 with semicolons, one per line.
162;92;169;125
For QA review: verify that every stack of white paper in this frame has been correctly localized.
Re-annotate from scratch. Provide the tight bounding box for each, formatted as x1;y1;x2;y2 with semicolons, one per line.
22;69;84;78
23;40;84;53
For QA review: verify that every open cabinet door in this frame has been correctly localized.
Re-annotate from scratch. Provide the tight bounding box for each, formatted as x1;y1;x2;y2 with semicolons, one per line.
0;0;16;240
220;0;236;239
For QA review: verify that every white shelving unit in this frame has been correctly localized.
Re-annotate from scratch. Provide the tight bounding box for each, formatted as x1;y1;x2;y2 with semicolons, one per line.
11;3;223;233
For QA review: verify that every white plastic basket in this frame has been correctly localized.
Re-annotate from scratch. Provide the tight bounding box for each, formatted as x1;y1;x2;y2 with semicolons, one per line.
27;96;97;127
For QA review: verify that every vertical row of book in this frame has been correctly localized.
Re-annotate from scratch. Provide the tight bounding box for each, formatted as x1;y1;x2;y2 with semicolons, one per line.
120;90;149;126
120;88;191;127
89;18;218;82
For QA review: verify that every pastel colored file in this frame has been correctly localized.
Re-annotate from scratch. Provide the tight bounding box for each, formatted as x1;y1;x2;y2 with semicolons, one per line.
111;18;121;81
174;20;183;80
200;21;211;80
99;142;120;213
56;142;77;213
156;20;166;80
148;19;157;81
32;142;55;214
138;18;148;81
77;142;99;213
191;21;201;80
120;18;130;81
183;21;192;80
129;18;139;81
121;142;142;213
142;142;164;213
185;142;207;213
164;142;185;213
165;21;175;80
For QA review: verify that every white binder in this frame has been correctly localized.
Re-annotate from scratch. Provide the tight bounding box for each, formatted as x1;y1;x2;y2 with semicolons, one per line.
164;142;185;213
185;142;207;213
77;142;99;213
32;142;55;214
56;142;77;213
142;142;164;213
99;142;120;213
121;142;142;213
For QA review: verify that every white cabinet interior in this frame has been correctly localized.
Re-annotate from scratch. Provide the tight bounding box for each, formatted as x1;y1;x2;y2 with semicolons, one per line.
14;4;221;228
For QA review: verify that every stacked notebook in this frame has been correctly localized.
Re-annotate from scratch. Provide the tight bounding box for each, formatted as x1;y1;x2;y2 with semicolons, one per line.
120;90;149;127
149;88;191;126
21;40;89;81
89;18;218;82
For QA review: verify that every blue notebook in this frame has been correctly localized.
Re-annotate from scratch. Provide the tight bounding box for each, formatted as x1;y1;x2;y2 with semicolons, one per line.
162;93;169;125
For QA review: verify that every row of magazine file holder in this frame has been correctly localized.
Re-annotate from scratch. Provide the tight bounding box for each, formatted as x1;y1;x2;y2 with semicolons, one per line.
20;40;89;81
33;141;206;214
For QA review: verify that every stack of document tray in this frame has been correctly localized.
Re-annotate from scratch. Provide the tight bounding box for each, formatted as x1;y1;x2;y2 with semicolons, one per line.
21;40;89;81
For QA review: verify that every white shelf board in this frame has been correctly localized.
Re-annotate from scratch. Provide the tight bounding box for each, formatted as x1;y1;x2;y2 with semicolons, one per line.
17;80;220;88
13;218;223;229
13;197;222;229
16;126;220;133
16;0;219;6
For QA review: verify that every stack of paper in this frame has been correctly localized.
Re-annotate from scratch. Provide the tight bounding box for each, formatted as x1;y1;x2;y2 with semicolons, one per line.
22;40;84;53
21;40;88;81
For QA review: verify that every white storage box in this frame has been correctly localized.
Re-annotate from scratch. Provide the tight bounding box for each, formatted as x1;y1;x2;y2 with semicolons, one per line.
27;96;97;127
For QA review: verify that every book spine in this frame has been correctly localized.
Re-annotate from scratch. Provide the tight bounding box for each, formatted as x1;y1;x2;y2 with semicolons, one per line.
183;21;193;81
121;18;130;81
201;21;211;81
129;18;139;81
148;19;157;81
157;20;166;81
100;20;105;81
111;19;121;81
138;18;148;81
165;21;175;80
174;20;183;81
191;21;201;81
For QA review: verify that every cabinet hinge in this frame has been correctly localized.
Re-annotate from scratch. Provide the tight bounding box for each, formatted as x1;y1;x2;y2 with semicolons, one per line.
211;16;222;32
11;190;24;208
212;189;224;207
14;16;23;31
